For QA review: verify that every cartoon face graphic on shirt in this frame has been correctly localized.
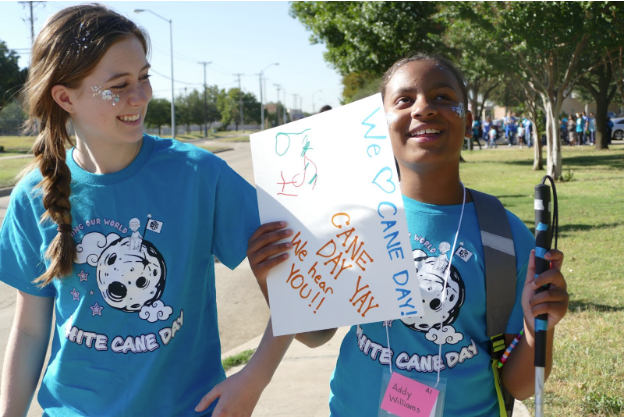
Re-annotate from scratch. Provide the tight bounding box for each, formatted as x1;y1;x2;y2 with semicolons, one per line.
96;237;166;312
401;249;466;345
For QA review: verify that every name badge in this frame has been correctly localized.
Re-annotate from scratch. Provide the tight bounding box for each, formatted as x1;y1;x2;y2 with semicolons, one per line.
381;372;439;417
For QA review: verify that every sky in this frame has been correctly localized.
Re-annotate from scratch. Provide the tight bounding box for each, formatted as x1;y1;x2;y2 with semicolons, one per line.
0;1;344;113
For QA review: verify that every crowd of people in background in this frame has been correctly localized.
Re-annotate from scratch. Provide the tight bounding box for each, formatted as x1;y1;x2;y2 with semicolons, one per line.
561;111;608;146
470;112;534;149
470;110;617;150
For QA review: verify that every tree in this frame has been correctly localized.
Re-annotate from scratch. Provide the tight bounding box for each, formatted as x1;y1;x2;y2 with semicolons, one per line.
176;90;205;134
577;59;621;149
290;2;445;98
145;98;171;136
204;85;220;132
449;1;624;179
241;91;260;125
341;71;380;104
216;88;260;130
0;41;28;110
0;99;27;135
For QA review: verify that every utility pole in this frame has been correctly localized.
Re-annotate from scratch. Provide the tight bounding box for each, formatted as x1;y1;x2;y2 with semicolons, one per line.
293;94;298;118
234;73;244;131
258;73;264;130
312;90;322;114
19;1;45;45
198;61;212;137
274;84;281;125
283;89;287;123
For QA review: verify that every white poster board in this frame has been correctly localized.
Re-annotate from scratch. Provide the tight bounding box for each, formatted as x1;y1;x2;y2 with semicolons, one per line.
251;94;425;336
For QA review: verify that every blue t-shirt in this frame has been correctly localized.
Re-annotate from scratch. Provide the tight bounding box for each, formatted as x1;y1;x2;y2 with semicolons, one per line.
0;135;260;416
482;122;492;137
576;117;584;132
329;194;534;417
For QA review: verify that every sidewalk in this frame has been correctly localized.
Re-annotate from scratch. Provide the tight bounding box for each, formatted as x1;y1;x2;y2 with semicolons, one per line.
221;328;532;417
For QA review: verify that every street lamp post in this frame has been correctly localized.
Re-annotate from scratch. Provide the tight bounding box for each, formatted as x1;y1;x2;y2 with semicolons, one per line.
312;90;322;113
134;9;176;139
258;63;279;130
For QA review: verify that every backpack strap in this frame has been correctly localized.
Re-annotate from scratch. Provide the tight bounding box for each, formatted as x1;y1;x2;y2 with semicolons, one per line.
468;189;517;339
469;189;518;417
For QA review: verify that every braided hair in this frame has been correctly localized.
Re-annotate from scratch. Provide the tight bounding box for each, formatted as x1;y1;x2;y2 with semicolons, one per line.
20;4;149;286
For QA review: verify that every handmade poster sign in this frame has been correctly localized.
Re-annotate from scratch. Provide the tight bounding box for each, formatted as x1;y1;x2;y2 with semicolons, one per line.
250;94;425;336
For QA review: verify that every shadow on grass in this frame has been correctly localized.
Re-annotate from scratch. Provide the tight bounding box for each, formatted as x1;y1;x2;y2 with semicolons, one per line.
521;221;624;235
500;152;624;169
568;299;623;313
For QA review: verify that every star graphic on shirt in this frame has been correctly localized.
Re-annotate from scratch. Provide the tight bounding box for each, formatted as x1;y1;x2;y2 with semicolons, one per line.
90;302;103;316
70;288;80;301
89;290;94;295
382;320;394;328
77;270;89;282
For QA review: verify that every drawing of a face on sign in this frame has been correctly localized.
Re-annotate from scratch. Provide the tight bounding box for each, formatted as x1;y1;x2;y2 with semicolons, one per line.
96;237;166;312
401;249;465;345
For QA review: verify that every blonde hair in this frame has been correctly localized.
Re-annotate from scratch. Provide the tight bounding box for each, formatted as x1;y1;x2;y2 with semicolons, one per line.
20;4;149;287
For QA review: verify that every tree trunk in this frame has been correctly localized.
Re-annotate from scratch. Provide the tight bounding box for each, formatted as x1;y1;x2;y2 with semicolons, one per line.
595;100;610;150
542;95;563;180
532;122;543;171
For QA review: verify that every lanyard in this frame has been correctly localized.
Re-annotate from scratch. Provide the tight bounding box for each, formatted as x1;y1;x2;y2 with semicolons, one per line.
385;183;467;388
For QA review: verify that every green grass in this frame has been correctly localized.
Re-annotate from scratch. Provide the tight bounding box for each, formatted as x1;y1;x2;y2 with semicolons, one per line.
0;157;33;188
461;145;624;417
0;136;36;154
222;349;255;372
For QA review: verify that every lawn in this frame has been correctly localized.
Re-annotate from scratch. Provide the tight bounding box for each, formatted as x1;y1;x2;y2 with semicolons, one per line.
461;145;624;416
0;135;36;153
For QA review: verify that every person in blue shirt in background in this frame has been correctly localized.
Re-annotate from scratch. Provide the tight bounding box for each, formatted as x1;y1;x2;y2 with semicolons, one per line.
588;112;596;145
505;113;517;147
575;113;585;146
522;115;533;148
482;116;493;143
471;118;483;149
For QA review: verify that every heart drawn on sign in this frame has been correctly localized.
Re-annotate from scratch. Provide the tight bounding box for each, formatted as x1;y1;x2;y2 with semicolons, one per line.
372;166;396;194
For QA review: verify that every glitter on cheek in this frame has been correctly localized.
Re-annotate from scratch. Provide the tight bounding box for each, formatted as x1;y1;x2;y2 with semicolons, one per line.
91;86;120;105
451;103;465;118
386;111;399;127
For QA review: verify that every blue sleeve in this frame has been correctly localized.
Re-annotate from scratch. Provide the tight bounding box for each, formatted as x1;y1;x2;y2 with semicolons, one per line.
211;160;260;270
0;186;55;297
504;211;534;334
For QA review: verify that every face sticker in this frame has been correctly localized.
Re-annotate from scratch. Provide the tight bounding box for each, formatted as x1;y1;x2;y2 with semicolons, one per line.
451;102;465;118
91;85;120;106
386;111;398;127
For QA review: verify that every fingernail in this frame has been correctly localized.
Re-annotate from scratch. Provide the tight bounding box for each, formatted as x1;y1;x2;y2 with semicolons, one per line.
280;221;287;227
283;253;289;259
285;242;292;248
284;229;293;235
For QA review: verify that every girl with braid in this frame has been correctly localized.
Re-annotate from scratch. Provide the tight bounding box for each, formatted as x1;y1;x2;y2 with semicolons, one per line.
0;5;291;416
